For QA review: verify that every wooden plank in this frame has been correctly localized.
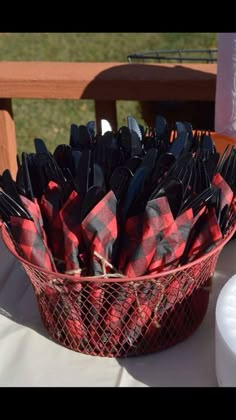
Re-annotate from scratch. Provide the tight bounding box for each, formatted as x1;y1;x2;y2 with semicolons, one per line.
95;100;117;131
0;99;17;179
0;62;217;101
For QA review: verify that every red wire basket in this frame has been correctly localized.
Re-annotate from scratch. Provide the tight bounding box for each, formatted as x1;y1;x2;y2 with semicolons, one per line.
1;223;235;358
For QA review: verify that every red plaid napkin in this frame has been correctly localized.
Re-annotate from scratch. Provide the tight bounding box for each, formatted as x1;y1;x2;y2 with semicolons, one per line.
148;207;196;273
58;190;83;274
98;196;185;349
183;173;235;263
40;181;65;262
7;192;56;271
118;196;175;277
119;208;206;349
86;281;157;353
80;190;118;349
86;281;106;350
121;280;163;349
10;215;56;270
60;283;88;347
44;278;88;349
20;195;44;234
212;172;234;210
40;182;83;273
99;283;138;351
81;190;118;275
186;207;223;262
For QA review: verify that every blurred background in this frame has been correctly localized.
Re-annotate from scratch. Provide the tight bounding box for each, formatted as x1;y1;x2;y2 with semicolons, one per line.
0;33;217;154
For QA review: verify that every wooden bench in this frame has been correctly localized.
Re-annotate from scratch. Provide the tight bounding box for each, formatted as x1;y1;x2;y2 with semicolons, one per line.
0;62;217;178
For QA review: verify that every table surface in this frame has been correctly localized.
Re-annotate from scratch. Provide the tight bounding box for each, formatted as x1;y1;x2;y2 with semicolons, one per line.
0;235;235;387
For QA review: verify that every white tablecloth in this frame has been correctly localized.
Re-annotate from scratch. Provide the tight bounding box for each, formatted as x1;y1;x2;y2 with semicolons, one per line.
0;235;236;387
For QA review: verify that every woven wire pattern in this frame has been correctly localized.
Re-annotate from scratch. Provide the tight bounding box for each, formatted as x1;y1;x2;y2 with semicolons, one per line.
2;224;233;358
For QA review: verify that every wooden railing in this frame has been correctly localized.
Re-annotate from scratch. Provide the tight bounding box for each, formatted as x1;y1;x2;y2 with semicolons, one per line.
0;62;217;178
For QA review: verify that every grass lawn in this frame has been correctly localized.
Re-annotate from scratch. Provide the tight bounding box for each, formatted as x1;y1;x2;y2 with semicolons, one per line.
0;33;217;154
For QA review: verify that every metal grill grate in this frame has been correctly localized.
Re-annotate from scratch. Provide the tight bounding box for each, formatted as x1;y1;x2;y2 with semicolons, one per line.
127;49;218;64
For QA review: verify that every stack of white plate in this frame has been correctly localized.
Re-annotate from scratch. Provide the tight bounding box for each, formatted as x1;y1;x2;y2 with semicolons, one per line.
215;274;236;386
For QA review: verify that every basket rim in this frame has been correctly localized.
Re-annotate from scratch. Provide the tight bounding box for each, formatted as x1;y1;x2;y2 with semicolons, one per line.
1;222;235;283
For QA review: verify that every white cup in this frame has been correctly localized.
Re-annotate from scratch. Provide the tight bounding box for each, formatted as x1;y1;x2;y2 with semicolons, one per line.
215;274;236;386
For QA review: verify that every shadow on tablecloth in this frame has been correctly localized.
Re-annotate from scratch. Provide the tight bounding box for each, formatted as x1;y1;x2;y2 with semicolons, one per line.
0;237;50;340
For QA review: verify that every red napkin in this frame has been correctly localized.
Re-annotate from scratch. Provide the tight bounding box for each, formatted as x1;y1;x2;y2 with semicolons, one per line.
119;196;175;277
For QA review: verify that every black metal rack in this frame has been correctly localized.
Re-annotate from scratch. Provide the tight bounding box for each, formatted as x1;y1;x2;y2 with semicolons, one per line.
127;49;217;64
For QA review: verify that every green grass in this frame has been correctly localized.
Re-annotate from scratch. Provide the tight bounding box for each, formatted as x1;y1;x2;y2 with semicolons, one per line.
0;33;217;154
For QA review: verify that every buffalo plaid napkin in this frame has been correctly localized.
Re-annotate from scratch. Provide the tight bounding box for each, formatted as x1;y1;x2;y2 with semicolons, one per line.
118;208;206;348
20;195;44;234
86;281;106;351
84;281;159;353
40;181;65;263
81;190;118;275
7;192;56;271
43;276;88;349
121;280;164;349
58;283;87;348
40;182;83;273
10;214;56;270
99;283;138;351
99;196;187;349
80;190;118;349
97;196;174;350
118;196;174;277
186;207;223;262
212;172;234;210
58;190;83;274
148;207;203;273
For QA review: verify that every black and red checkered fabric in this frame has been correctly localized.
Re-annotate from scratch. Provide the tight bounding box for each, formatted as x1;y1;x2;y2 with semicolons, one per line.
122;281;163;348
187;207;223;262
62;285;87;347
10;215;56;270
40;182;83;273
118;196;174;277
80;190;118;344
58;190;83;273
101;283;138;350
40;181;65;262
148;208;197;273
81;190;118;275
101;281;163;350
20;195;44;235
212;172;234;210
86;281;106;351
9;192;56;270
44;279;87;347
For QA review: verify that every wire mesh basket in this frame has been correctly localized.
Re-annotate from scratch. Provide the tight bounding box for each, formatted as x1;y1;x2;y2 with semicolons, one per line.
1;222;235;358
127;49;218;64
